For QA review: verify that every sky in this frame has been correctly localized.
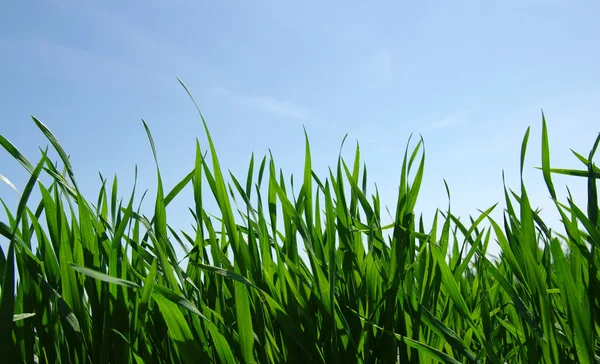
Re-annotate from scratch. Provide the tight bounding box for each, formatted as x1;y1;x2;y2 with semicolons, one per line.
1;0;599;259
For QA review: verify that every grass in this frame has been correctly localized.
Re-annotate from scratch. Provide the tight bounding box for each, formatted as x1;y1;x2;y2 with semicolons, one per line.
0;80;599;363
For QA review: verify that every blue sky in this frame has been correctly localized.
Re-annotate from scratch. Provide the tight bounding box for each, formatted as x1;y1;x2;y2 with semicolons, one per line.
1;0;599;258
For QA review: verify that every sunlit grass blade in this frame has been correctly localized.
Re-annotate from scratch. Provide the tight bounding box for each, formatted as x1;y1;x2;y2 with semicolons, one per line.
31;116;79;190
70;264;142;289
152;293;204;363
540;111;557;200
0;135;34;174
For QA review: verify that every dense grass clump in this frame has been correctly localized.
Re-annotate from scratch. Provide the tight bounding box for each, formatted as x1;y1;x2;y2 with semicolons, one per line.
1;83;599;363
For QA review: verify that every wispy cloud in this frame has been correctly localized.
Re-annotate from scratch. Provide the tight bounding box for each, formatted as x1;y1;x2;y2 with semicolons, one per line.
0;36;150;86
213;87;314;121
425;110;471;132
1;1;193;87
47;0;195;71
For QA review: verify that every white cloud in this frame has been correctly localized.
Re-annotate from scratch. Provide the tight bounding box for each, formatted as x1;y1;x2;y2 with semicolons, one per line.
213;87;313;121
0;36;150;86
47;0;195;71
425;110;471;131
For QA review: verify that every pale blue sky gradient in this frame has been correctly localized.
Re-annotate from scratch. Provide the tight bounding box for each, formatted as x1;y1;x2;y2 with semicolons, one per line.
1;1;599;258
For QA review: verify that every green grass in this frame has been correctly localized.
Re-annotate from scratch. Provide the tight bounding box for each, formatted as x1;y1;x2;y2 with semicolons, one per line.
1;81;599;363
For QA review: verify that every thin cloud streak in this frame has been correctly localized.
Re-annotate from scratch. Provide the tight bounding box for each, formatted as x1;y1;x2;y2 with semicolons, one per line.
425;110;471;131
0;36;151;86
47;0;196;71
213;87;314;121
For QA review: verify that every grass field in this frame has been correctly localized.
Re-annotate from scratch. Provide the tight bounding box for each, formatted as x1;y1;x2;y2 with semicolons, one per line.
1;81;599;363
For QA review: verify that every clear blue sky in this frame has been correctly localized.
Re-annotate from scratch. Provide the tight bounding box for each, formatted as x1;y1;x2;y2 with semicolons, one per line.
1;1;599;258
